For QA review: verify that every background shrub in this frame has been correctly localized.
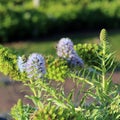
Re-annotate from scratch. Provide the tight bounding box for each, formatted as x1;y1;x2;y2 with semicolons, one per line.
0;0;120;42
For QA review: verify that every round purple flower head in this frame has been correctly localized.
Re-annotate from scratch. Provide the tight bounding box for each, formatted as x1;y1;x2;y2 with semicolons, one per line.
57;38;84;67
17;56;26;72
57;38;74;58
26;53;46;79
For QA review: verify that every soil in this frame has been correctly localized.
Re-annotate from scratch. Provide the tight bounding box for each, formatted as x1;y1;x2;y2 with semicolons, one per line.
0;72;120;114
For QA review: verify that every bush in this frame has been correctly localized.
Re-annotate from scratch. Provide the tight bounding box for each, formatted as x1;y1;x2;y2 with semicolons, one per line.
0;29;120;119
0;6;49;41
10;29;120;119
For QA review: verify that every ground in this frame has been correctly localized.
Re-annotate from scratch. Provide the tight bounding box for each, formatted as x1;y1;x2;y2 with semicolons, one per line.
0;73;32;114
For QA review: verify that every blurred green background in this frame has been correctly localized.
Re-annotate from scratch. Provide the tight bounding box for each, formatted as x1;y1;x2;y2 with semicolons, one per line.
0;0;120;58
0;0;120;40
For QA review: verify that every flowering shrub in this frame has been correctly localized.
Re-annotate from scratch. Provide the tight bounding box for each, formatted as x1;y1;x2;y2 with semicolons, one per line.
0;29;120;120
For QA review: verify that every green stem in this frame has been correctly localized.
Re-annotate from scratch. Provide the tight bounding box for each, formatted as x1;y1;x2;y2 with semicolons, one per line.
30;79;37;97
102;41;107;93
102;71;105;92
29;79;42;109
71;74;94;86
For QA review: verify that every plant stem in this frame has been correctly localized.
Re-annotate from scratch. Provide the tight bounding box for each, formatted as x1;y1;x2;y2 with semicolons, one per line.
29;79;42;109
30;79;37;97
102;40;107;93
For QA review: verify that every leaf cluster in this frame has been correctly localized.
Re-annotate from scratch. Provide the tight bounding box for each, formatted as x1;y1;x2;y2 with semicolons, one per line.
0;45;26;81
11;99;35;120
45;56;69;82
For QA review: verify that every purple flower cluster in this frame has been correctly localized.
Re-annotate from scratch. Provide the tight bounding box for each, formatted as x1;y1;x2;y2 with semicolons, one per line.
57;38;84;67
26;53;46;79
17;53;46;79
57;38;74;58
69;53;84;67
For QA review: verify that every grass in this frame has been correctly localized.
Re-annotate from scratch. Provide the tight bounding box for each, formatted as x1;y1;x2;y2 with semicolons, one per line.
5;41;57;56
4;30;120;60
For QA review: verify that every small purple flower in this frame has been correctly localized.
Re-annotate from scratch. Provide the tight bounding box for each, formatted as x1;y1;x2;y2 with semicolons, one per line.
57;38;74;58
17;56;26;72
26;53;46;79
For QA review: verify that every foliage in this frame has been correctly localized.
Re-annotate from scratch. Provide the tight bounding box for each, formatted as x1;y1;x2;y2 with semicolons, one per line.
30;103;72;120
45;56;69;82
0;0;120;41
0;29;119;119
0;45;26;81
74;41;117;69
0;45;68;82
74;43;99;66
11;99;35;120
